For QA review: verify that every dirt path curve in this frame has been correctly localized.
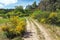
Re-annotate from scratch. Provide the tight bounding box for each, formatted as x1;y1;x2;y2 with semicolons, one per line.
31;19;53;40
23;18;39;40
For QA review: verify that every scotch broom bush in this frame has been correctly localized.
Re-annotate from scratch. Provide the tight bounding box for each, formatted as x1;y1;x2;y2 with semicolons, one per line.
1;16;26;39
48;12;58;24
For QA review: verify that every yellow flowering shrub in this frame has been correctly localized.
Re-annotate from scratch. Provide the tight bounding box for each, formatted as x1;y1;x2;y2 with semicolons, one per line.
49;12;57;18
1;25;9;31
48;12;57;24
1;16;26;38
10;16;20;26
9;28;14;32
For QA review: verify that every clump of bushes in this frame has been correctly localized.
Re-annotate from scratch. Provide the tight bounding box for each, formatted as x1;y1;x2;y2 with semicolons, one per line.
1;16;26;39
47;12;58;24
31;10;60;25
31;10;42;19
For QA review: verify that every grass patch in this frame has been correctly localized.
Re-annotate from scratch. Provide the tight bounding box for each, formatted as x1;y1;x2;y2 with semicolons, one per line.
0;18;9;24
42;24;60;40
12;37;23;40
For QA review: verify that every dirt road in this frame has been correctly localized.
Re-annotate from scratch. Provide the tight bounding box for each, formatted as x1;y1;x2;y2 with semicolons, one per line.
24;18;53;40
23;18;39;40
31;19;53;40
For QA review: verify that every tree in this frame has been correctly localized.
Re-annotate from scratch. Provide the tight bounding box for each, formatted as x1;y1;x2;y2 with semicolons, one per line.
25;5;33;15
38;0;60;11
25;5;32;10
32;1;37;9
15;6;24;13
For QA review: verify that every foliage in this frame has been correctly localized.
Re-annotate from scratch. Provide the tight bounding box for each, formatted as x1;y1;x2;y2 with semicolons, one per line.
47;12;58;24
1;16;26;39
12;37;23;40
31;10;50;20
31;10;42;19
0;18;9;24
40;18;46;23
38;0;60;11
26;1;37;10
31;10;60;25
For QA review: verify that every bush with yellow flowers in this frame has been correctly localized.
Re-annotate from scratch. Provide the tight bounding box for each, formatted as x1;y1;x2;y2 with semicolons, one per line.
1;16;26;39
48;12;58;24
1;25;8;31
49;12;57;18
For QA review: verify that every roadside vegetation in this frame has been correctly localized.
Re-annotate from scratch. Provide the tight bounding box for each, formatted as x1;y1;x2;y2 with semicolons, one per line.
30;0;60;40
0;0;60;40
0;6;26;40
0;16;26;40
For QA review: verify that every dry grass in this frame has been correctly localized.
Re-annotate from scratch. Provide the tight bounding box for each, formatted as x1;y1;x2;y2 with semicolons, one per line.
42;24;60;40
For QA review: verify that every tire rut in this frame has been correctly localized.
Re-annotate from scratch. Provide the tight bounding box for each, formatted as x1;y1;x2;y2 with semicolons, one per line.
23;18;39;40
31;19;53;40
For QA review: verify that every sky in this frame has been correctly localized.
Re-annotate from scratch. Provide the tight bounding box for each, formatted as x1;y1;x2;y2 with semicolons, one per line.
0;0;40;9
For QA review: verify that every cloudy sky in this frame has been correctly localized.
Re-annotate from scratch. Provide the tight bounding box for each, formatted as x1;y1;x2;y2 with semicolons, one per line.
0;0;40;9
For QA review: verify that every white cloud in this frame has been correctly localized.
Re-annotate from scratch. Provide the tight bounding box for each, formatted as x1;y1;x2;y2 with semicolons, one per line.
0;0;18;5
0;4;4;8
